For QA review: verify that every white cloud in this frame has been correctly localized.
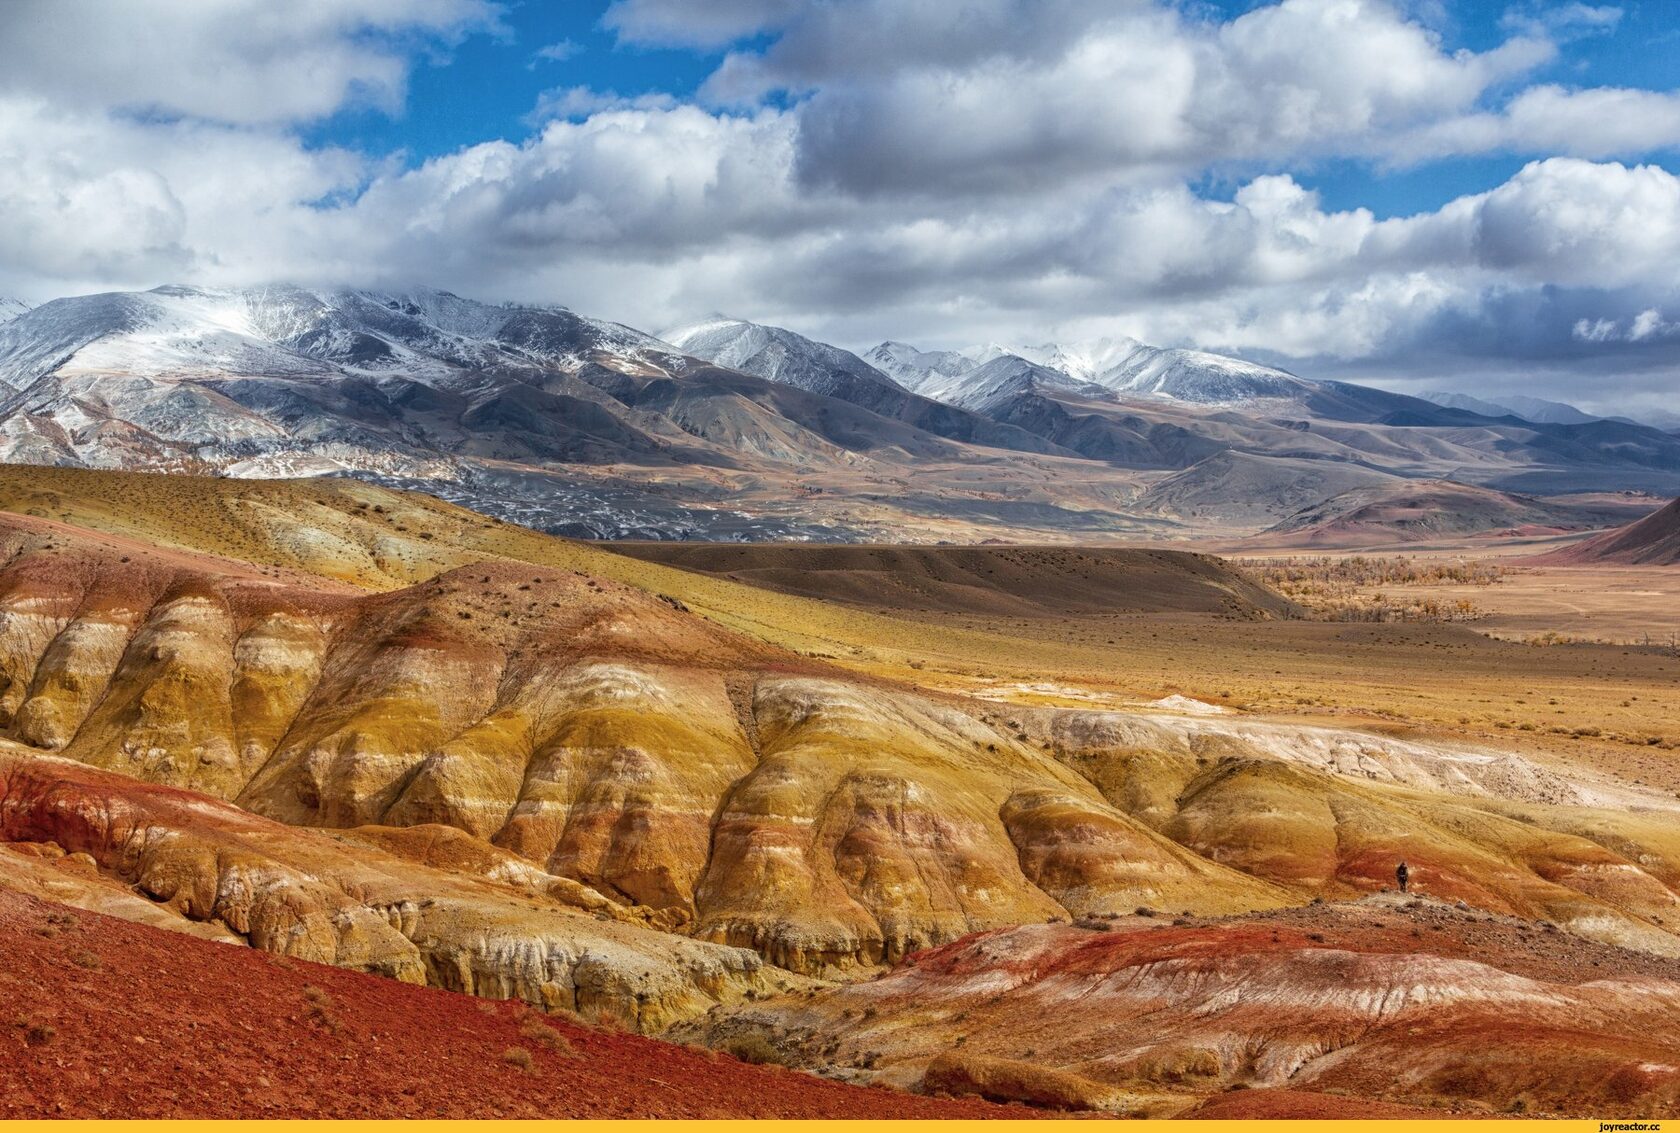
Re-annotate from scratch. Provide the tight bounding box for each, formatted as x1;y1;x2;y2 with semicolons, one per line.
1500;3;1622;40
1574;307;1680;343
691;0;1560;194
0;0;499;126
0;0;1677;408
601;0;802;49
532;39;582;64
1395;84;1680;163
527;86;680;125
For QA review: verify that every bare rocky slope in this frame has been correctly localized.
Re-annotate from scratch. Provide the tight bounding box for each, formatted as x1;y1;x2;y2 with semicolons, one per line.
0;889;1017;1119
2;286;1678;547
682;897;1680;1116
1538;496;1680;565
3;465;1680;1116
1253;479;1663;547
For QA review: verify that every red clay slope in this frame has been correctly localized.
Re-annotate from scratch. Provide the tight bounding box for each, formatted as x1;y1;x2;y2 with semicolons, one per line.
1538;496;1680;565
0;890;1023;1119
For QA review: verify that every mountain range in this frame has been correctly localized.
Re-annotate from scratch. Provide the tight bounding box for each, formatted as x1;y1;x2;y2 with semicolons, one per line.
0;285;1675;542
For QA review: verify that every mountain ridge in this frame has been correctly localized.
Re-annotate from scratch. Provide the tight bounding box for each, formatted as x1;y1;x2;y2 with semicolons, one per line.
2;284;1678;541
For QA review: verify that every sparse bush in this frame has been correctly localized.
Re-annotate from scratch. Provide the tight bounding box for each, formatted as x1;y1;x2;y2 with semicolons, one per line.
70;949;101;970
518;1015;574;1054
503;1046;535;1071
301;985;342;1034
722;1033;786;1066
1234;555;1504;623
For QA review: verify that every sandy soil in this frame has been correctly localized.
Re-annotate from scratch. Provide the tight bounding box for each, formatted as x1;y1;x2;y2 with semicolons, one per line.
1377;563;1680;645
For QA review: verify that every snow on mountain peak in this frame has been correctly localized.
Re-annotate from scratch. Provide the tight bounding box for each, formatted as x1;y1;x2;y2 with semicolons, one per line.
870;333;1307;408
661;316;910;394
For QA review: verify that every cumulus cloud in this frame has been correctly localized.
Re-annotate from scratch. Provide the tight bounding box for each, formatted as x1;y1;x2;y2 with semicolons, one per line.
0;0;499;126
601;0;802;49
692;0;1560;194
0;0;1677;410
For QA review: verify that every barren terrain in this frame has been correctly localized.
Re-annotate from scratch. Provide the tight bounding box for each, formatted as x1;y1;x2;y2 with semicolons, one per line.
0;890;1017;1119
0;464;1677;1118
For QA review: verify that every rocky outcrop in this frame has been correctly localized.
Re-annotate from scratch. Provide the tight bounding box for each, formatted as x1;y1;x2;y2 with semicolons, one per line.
678;899;1680;1117
0;502;1677;977
0;745;797;1030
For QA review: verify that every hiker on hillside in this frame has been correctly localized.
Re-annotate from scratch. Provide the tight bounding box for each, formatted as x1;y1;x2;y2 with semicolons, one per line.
1396;860;1409;893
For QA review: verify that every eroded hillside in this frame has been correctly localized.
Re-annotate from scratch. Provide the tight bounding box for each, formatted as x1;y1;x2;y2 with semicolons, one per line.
2;465;1679;1117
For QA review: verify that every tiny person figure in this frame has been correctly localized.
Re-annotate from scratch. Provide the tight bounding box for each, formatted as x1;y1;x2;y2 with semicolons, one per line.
1396;860;1409;894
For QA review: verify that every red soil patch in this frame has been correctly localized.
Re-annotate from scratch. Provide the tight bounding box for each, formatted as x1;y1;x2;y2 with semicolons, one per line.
0;890;1025;1119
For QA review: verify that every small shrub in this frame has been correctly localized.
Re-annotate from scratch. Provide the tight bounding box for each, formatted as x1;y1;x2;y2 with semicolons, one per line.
302;985;342;1034
519;1015;574;1054
503;1046;535;1071
70;949;101;970
722;1033;785;1066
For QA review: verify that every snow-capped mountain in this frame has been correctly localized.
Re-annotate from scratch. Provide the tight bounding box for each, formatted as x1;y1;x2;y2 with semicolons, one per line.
865;341;987;402
927;354;1108;413
0;285;1072;539
1423;391;1598;426
0;283;713;491
661;317;902;397
0;299;27;326
869;334;1309;407
659;316;1060;454
1;284;1678;540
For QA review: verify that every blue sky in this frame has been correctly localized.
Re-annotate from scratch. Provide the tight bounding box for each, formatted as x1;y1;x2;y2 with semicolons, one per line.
3;0;1680;411
303;0;1680;220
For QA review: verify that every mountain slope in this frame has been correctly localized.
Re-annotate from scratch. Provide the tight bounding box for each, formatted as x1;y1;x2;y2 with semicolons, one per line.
0;889;1009;1119
685;898;1680;1117
2;284;1678;541
605;542;1300;618
2;466;1678;971
868;333;1680;495
1539;496;1680;565
1138;451;1404;527
660;317;1063;455
0;286;1144;541
1425;390;1598;426
875;334;1311;406
1256;480;1659;547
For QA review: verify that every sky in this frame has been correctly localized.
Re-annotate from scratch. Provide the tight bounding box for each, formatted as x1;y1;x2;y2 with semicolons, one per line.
1;0;1678;414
